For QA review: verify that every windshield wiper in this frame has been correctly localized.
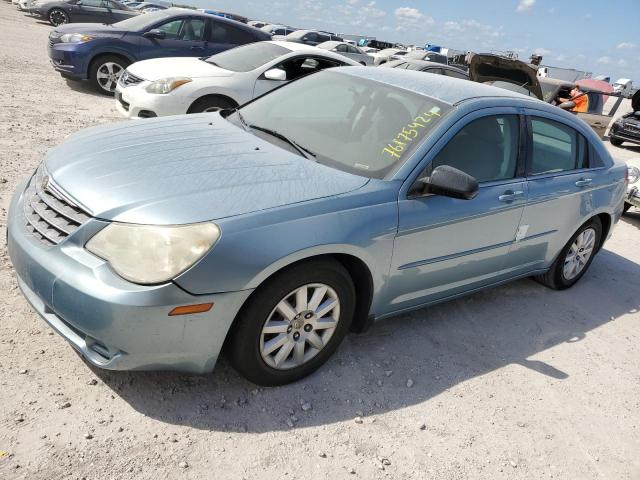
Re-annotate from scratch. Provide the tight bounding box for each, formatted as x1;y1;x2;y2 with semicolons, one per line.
247;124;316;160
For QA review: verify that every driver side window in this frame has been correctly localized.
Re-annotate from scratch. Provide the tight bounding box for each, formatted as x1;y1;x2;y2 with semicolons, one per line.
428;115;520;183
80;0;105;7
273;56;343;82
156;20;183;39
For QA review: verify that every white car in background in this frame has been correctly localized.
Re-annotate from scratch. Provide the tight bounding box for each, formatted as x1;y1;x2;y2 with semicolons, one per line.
316;41;373;65
115;41;360;118
371;48;408;66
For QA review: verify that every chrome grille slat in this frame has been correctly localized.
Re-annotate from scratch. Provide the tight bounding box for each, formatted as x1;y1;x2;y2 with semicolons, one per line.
22;166;91;246
29;197;74;235
118;70;143;87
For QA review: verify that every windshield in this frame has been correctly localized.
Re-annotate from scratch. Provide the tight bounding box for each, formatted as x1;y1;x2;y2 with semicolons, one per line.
230;70;451;179
205;43;290;72
112;9;167;30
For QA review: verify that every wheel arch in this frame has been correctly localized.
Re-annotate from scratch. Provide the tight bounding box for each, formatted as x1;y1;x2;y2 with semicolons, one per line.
187;94;239;113
595;211;612;250
222;251;376;353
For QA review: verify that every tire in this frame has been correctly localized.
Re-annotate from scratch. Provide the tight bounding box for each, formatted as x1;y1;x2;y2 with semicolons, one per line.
228;259;356;386
187;96;237;114
623;202;632;214
89;55;129;96
610;137;623;147
535;217;602;290
48;7;68;26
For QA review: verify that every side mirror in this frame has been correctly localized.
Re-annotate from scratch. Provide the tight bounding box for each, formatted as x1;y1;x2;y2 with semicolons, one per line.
264;68;287;81
143;29;166;39
415;165;479;200
558;100;576;110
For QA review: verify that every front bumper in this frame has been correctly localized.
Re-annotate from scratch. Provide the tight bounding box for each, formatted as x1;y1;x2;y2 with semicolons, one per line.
115;83;191;119
610;125;640;146
47;42;89;80
627;186;640;208
7;178;252;373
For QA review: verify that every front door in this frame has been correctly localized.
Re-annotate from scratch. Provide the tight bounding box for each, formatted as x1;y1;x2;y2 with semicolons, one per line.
138;18;207;60
73;0;109;22
386;112;527;314
253;56;345;99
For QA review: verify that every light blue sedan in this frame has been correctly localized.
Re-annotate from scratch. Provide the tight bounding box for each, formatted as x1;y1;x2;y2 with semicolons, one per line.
7;67;627;385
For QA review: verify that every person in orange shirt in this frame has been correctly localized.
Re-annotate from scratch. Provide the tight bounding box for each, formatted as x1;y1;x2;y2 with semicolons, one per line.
558;85;589;113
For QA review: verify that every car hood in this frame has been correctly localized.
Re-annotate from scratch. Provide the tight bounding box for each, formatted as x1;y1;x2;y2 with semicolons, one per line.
126;57;233;81
469;53;543;100
51;23;131;37
42;114;369;225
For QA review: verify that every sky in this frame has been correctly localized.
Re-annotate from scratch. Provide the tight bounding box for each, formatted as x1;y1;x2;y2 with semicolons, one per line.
192;0;640;83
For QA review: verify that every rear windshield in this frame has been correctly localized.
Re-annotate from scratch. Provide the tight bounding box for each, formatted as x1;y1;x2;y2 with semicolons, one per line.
231;70;451;179
205;42;289;72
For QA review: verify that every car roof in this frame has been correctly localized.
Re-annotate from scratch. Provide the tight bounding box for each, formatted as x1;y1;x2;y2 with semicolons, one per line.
318;40;342;48
336;66;536;106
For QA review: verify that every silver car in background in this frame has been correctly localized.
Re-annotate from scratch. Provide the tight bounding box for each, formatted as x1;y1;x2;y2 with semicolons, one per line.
371;48;408;66
317;41;373;65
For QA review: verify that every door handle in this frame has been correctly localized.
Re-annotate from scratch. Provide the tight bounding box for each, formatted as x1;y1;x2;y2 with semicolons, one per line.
498;190;524;202
190;46;204;50
575;178;592;188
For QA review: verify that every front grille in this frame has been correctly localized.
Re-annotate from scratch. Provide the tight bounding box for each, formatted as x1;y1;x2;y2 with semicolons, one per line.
118;70;143;87
23;166;91;246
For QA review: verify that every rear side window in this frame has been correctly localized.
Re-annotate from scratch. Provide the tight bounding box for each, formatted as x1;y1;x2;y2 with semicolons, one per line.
81;0;105;7
210;22;254;44
423;68;444;75
443;69;468;80
429;115;520;183
529;117;588;175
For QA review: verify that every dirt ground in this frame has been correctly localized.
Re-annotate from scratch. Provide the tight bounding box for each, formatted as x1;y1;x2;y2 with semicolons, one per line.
1;3;639;479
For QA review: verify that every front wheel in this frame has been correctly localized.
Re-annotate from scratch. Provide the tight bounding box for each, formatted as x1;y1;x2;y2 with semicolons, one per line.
228;259;355;386
89;55;129;95
48;7;68;26
535;217;602;290
623;202;632;214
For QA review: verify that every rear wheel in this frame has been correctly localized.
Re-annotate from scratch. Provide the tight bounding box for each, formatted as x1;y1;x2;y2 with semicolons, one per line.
89;55;129;96
535;217;602;290
187;96;237;114
48;8;68;26
610;137;623;147
228;259;355;386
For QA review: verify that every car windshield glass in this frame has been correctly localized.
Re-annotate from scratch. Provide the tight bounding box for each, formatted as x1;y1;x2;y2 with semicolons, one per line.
230;71;451;179
205;43;290;72
111;10;167;30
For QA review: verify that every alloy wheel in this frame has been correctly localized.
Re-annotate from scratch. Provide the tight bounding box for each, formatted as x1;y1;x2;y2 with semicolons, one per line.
260;283;340;370
95;62;124;93
563;228;596;280
49;9;68;26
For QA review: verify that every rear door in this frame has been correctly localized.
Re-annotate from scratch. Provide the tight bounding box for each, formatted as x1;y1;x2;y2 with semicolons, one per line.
508;111;606;273
207;20;257;56
386;110;527;313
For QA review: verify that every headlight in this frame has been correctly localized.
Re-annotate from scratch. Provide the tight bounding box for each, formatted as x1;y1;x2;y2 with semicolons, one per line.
86;222;220;285
628;166;640;185
59;33;94;43
145;77;192;94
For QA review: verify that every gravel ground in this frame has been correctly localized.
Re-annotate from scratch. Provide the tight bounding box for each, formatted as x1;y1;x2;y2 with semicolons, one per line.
1;4;639;479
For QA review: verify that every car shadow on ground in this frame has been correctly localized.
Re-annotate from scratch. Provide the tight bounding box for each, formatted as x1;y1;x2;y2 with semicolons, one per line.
622;210;640;229
63;79;110;99
88;249;640;433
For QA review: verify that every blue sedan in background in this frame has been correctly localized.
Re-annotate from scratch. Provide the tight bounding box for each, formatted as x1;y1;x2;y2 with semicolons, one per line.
47;9;270;94
7;68;627;385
